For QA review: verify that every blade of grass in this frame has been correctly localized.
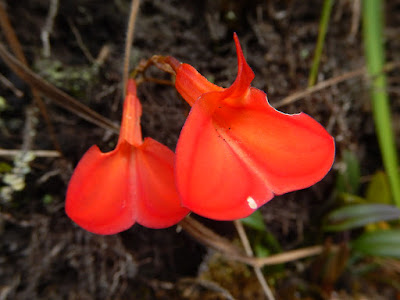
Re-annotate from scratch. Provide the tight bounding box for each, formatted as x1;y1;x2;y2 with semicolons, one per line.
362;0;400;207
308;0;334;87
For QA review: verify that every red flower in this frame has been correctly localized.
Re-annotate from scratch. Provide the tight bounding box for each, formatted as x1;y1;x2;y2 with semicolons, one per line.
65;79;189;235
168;34;335;220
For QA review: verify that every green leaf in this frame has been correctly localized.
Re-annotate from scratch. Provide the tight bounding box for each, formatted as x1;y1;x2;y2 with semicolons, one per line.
42;194;53;205
338;192;366;205
336;150;361;195
324;204;400;231
363;0;400;207
254;242;271;258
241;211;282;255
0;162;12;173
352;229;400;258
241;210;265;231
366;171;392;204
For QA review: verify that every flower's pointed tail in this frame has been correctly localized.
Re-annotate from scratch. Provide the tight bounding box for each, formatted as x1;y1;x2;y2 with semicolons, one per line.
223;33;255;99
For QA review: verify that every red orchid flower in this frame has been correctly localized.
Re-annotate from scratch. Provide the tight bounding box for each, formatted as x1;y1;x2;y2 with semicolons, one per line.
65;79;189;235
167;34;335;220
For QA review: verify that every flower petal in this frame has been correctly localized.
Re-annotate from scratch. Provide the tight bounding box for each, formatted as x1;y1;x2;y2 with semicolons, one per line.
135;138;189;228
175;95;274;220
213;88;335;195
65;142;136;235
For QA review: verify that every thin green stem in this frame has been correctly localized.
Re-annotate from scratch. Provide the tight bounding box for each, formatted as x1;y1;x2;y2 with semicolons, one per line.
362;0;400;207
308;0;334;87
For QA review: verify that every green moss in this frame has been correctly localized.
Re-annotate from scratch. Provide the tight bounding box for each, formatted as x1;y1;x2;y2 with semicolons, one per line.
34;58;99;100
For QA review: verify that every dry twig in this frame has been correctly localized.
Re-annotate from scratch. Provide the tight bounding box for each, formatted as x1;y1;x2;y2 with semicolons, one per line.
0;149;61;158
274;61;400;108
40;0;59;57
234;220;275;300
0;1;62;153
0;43;119;133
180;216;334;270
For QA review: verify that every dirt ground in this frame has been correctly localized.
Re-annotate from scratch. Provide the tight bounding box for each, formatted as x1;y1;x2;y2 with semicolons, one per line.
0;0;399;299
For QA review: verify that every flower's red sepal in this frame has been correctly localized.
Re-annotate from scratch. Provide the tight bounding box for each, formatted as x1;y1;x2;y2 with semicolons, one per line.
173;34;335;220
65;79;189;234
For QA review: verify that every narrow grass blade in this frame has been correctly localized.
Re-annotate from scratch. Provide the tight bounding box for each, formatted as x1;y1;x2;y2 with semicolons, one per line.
362;0;400;207
308;0;334;87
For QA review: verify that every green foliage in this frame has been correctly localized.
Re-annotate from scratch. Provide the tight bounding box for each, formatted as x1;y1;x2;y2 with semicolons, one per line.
34;58;98;100
241;210;266;231
363;0;400;207
42;194;53;205
336;150;361;196
352;229;400;258
308;0;334;87
0;162;12;173
365;171;392;204
333;150;396;230
241;210;282;258
324;204;400;231
0;96;7;111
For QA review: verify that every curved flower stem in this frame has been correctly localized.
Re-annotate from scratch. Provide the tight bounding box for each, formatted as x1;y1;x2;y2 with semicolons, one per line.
131;55;176;85
234;220;275;300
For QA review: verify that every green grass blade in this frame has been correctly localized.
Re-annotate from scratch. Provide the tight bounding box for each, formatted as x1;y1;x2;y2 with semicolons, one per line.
362;0;400;207
308;0;334;87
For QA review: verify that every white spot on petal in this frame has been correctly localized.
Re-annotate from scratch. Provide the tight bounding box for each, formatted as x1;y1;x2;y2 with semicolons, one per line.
247;196;257;210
